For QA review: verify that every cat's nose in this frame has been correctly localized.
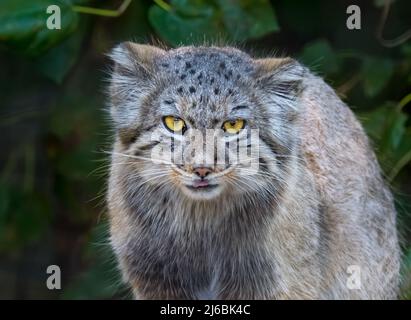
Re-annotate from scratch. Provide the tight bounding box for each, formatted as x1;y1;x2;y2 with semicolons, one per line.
193;166;212;178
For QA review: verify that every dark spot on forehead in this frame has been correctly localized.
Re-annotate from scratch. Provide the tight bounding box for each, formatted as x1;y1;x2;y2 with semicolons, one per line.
185;62;192;69
219;62;226;69
161;63;169;68
189;69;196;75
214;88;220;95
189;86;196;93
180;74;186;80
187;116;195;124
197;72;203;80
177;87;184;94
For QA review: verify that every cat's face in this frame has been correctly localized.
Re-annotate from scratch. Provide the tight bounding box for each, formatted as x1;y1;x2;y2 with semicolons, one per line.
109;43;303;201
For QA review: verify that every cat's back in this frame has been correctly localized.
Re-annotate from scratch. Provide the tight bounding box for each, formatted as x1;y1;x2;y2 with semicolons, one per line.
298;72;400;298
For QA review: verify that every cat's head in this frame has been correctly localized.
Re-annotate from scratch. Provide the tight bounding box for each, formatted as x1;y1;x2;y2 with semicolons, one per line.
108;43;304;201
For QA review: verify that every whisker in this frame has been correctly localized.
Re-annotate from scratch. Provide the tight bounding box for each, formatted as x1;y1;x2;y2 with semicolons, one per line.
103;150;173;165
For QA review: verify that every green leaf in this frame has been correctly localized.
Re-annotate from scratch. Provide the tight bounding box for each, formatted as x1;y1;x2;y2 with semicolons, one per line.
216;0;279;41
173;0;215;16
33;19;87;83
388;113;407;151
148;0;279;46
149;0;223;46
361;57;394;97
361;104;405;153
360;104;409;177
299;39;340;75
0;0;79;57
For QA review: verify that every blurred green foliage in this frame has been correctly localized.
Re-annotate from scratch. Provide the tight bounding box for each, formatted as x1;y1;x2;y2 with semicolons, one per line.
0;0;410;299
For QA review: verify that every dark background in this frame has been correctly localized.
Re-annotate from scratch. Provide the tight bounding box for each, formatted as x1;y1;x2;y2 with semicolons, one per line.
0;0;410;299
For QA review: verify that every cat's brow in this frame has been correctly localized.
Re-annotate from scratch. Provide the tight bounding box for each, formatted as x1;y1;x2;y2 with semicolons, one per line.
158;102;180;115
231;105;249;111
229;105;250;116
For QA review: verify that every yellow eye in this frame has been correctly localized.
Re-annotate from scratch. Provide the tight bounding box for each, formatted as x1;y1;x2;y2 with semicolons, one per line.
222;119;245;134
163;116;186;133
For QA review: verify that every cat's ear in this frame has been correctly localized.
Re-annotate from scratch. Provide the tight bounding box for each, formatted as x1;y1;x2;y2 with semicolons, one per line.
109;42;165;79
254;58;305;98
108;42;166;128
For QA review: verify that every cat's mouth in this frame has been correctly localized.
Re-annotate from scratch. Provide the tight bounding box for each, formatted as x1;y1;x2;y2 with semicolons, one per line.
185;179;218;191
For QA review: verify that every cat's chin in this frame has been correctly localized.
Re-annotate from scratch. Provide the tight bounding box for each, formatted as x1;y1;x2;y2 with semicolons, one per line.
180;184;223;200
